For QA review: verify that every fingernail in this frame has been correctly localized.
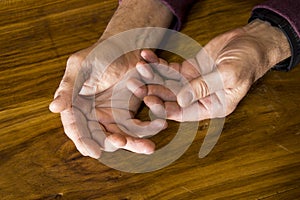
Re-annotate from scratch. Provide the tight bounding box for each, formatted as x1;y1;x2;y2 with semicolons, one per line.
178;91;193;107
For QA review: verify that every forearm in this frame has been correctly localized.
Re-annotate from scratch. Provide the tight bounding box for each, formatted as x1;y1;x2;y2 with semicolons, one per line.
100;0;173;41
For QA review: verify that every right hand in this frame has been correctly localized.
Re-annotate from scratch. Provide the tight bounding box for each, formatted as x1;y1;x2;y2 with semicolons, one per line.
48;0;174;159
49;43;167;159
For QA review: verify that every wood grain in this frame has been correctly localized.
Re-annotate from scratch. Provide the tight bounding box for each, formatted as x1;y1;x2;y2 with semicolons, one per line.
1;0;299;199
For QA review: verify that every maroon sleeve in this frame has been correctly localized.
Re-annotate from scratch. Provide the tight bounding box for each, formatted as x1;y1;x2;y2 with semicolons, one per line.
160;0;198;30
254;0;300;37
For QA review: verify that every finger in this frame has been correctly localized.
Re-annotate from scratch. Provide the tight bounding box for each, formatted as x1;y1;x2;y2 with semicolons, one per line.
161;62;182;80
126;77;148;99
104;106;168;138
152;61;183;81
179;59;201;80
60;108;87;141
138;58;183;82
177;70;224;107
140;50;183;81
107;133;156;155
122;118;168;138
49;95;67;113
71;109;103;158
105;123;156;155
105;124;135;148
61;107;102;158
141;49;159;63
144;95;210;122
144;96;183;121
133;61;182;100
143;96;166;119
136;61;154;79
147;84;177;101
123;136;156;154
88;121;118;152
132;61;169;102
49;56;89;113
75;138;102;159
126;73;179;101
136;62;164;85
141;50;169;70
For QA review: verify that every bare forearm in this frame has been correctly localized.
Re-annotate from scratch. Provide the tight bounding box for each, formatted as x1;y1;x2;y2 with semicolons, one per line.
100;0;173;41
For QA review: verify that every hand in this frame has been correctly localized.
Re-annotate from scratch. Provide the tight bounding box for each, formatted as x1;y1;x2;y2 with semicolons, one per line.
50;44;167;159
128;19;291;122
49;0;173;159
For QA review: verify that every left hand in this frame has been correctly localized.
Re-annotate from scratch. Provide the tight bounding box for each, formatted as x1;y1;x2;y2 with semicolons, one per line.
128;19;291;122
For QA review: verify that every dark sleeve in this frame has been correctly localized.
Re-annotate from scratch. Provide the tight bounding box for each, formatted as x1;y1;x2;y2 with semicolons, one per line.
160;0;198;30
249;0;300;71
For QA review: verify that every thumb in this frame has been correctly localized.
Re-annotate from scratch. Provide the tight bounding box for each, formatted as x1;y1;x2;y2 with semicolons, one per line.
177;70;224;107
49;55;89;113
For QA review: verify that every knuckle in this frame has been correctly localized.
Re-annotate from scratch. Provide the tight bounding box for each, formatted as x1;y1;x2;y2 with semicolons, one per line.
192;79;209;98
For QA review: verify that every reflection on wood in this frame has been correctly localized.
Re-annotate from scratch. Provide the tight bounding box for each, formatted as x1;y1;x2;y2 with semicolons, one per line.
1;0;299;199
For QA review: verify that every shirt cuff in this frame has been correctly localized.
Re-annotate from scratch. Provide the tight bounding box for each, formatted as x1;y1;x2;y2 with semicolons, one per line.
159;0;197;30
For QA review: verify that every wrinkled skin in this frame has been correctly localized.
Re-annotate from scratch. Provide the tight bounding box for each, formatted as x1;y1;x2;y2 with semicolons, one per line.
128;20;291;122
50;45;166;159
49;0;174;159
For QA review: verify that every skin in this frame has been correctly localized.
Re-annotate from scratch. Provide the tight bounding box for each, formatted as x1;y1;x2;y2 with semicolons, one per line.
128;19;291;122
49;0;173;159
50;0;292;158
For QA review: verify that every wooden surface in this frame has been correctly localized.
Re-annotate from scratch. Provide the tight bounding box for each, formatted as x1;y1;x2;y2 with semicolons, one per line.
1;0;300;199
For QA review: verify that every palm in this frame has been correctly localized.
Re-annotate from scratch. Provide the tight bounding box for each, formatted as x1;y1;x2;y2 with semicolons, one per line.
128;46;255;122
77;46;139;95
65;65;167;158
51;45;167;158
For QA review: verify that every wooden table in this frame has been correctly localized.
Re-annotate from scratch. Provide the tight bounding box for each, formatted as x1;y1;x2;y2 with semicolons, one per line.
1;0;299;199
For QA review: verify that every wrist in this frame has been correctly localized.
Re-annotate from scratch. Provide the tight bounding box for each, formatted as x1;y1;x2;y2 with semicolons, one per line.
95;0;173;68
244;19;291;72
